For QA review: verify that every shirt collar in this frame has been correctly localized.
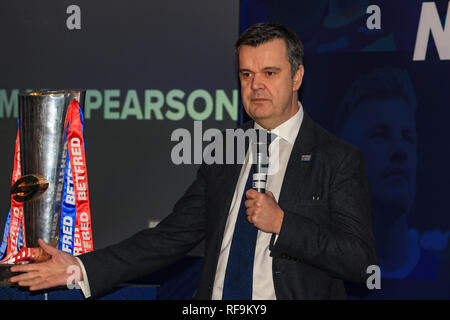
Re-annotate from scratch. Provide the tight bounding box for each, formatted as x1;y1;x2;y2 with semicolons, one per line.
254;101;304;145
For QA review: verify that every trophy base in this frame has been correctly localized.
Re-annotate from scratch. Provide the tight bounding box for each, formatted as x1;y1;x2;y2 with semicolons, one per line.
0;264;21;287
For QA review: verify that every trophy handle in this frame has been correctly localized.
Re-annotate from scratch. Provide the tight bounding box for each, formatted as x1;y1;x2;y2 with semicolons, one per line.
10;174;49;203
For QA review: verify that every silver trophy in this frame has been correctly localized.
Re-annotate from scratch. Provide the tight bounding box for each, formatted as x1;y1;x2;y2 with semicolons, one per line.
10;89;86;260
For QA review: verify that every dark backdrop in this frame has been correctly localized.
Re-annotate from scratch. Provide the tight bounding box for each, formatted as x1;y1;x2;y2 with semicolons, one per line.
0;0;240;251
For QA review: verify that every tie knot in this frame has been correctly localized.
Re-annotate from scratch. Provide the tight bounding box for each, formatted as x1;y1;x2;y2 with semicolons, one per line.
255;129;277;146
268;131;278;146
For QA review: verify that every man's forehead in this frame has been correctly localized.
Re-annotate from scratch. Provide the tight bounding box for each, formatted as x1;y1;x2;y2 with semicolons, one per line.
346;98;416;128
238;38;289;67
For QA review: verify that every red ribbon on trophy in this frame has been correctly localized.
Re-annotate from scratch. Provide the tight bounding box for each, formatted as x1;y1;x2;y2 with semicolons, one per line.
0;96;93;264
65;100;93;255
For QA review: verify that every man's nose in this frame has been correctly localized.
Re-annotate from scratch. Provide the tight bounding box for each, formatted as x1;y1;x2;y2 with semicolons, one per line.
391;148;407;163
251;73;264;90
389;140;409;163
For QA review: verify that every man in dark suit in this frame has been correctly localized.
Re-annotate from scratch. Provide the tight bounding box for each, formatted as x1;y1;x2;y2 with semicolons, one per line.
10;22;377;299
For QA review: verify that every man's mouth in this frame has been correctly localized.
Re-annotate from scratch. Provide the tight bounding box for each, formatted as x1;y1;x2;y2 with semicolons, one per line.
251;98;269;103
383;167;410;181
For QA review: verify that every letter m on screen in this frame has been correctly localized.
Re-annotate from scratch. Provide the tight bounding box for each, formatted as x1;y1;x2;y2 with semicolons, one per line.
413;1;450;61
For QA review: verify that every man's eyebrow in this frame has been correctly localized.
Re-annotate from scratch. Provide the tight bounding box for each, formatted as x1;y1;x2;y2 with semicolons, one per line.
262;66;282;71
368;124;390;131
239;67;282;73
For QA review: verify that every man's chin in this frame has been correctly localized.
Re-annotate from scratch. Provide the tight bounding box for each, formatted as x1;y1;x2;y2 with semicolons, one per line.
373;192;414;217
250;115;273;128
249;107;272;121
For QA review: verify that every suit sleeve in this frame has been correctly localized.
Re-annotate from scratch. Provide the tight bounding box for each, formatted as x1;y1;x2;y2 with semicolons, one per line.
271;148;377;283
78;164;208;298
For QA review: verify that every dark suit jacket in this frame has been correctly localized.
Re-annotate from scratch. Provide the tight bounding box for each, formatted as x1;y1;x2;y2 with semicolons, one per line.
79;111;377;299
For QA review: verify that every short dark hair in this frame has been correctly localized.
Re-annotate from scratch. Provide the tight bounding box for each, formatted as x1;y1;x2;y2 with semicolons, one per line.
235;22;304;78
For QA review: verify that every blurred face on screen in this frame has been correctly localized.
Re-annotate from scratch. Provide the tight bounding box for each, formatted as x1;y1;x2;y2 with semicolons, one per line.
340;97;417;219
238;38;304;129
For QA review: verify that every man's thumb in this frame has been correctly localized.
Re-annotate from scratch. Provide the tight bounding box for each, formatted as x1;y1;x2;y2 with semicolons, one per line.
265;190;275;199
38;238;58;256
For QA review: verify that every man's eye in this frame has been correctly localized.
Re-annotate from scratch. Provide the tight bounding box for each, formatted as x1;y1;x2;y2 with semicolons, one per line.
368;131;388;141
403;129;416;144
266;71;275;76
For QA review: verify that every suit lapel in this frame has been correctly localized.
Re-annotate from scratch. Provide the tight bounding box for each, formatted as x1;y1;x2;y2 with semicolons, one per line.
278;111;318;210
272;111;319;273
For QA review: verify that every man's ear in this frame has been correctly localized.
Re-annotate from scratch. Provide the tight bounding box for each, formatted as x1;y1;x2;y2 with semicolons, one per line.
292;65;304;91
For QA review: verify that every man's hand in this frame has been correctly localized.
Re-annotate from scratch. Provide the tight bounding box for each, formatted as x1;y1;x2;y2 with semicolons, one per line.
9;238;82;291
245;189;284;234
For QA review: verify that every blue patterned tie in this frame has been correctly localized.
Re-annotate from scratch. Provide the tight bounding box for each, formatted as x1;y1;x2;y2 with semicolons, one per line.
222;166;256;300
222;130;275;300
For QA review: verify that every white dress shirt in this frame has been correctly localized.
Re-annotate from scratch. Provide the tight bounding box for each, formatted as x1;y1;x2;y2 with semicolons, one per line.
76;256;91;298
78;103;304;299
212;104;303;300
